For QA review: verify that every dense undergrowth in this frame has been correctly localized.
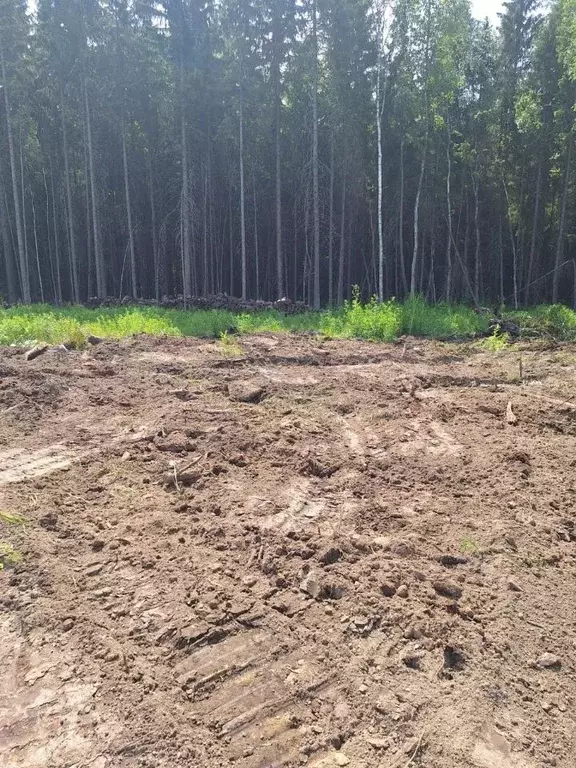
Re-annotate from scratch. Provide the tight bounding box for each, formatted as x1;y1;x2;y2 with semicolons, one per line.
0;296;575;347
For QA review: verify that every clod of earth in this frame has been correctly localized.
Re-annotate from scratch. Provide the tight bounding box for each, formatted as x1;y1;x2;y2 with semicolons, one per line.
438;555;469;567
25;344;49;362
536;653;561;670
228;381;265;403
381;581;397;597
433;580;463;599
156;433;195;453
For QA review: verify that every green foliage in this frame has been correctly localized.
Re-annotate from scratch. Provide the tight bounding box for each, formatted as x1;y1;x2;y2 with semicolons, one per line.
509;304;576;340
0;510;27;525
323;288;401;341
1;301;575;348
0;542;22;570
460;536;480;556
218;331;244;357
477;329;510;352
401;296;488;338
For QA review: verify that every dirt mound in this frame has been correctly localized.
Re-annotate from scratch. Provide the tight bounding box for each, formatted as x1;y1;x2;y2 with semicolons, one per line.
1;335;575;767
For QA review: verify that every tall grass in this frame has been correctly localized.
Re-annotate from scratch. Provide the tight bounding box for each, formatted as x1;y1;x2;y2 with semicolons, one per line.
1;298;574;347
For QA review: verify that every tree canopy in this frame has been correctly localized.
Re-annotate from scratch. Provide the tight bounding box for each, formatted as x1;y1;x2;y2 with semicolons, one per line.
0;0;575;306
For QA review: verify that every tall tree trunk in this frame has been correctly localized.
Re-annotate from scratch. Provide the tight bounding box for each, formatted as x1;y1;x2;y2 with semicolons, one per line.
83;124;93;299
30;189;44;303
121;115;137;299
180;58;192;300
526;156;542;305
84;81;106;298
0;42;29;303
398;136;407;295
253;172;260;300
552;130;573;304
0;170;17;302
20;140;29;298
272;14;283;300
203;169;209;295
410;141;427;296
311;0;321;309
376;53;385;302
472;169;481;302
43;168;56;301
239;80;247;300
61;89;79;302
148;155;160;301
502;176;518;309
337;172;347;306
49;164;63;304
445;128;453;303
328;136;335;306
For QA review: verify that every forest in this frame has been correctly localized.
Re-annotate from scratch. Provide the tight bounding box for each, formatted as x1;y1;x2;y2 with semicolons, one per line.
0;0;575;309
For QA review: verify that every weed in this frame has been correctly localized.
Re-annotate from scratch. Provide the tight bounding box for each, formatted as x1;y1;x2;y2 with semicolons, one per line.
0;299;573;347
0;542;22;570
460;536;480;556
402;295;489;338
477;329;510;352
0;510;27;526
218;331;244;357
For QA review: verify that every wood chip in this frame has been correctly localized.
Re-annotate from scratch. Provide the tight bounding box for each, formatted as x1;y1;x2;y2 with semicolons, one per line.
506;401;518;425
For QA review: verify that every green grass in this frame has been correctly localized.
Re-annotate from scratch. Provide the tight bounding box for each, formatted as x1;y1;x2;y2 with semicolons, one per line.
1;297;575;347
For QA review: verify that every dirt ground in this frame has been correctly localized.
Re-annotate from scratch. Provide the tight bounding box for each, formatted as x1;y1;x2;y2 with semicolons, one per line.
1;333;575;768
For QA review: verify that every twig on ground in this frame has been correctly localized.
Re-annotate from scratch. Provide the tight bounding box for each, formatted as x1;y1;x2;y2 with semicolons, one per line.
403;730;426;768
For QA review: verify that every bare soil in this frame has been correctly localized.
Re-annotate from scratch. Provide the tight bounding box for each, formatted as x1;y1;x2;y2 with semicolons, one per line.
1;334;575;768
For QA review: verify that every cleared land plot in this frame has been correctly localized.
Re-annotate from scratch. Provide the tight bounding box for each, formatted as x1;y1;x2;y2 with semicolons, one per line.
1;334;575;768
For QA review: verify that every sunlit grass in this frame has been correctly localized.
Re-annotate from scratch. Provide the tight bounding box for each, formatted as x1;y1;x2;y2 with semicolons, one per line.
1;298;575;347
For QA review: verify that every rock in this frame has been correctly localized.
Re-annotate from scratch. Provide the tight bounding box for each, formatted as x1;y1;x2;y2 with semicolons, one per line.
319;547;342;566
536;653;561;670
507;577;522;592
443;645;466;671
366;737;389;750
396;584;409;598
62;618;75;632
85;563;104;577
432;580;462;600
373;536;392;550
359;683;368;694
26;344;49;362
438;555;468;567
156;432;192;453
380;581;397;598
333;753;350;766
300;574;322;600
228;381;265;403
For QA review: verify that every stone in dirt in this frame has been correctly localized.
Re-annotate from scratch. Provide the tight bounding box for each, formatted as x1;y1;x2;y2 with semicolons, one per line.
396;584;409;598
507;577;522;592
366;736;389;750
433;580;463;599
156;432;193;453
319;547;342;565
300;573;322;600
333;753;350;766
536;653;561;670
26;343;49;361
228;381;265;403
381;581;397;598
